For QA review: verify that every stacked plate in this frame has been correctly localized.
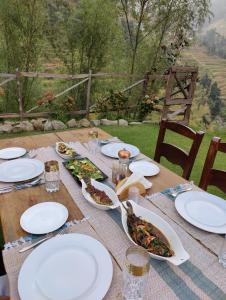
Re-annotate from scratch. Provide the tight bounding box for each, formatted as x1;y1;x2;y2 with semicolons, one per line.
101;143;140;158
0;158;44;183
18;234;113;300
175;191;226;234
0;147;26;160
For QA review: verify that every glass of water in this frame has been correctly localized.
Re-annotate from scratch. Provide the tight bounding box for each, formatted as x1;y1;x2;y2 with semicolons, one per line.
88;130;99;154
123;246;150;300
219;235;226;268
44;160;60;192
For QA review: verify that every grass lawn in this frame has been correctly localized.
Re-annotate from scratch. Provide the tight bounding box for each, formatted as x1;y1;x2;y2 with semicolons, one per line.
101;124;226;200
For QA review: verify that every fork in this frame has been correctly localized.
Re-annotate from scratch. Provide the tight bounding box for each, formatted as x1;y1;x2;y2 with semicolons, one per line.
0;177;43;193
19;227;68;253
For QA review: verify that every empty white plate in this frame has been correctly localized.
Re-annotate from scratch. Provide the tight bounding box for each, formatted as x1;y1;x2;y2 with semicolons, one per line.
129;161;160;177
0;158;44;182
18;234;113;300
0;147;26;160
101;142;140;158
20;202;68;234
175;191;226;233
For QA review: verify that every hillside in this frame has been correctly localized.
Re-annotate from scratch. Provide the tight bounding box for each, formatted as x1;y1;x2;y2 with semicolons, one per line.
183;45;226;102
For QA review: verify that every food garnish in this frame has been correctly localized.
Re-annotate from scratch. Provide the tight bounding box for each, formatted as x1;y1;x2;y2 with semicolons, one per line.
84;178;113;206
57;143;76;157
66;159;104;180
124;201;174;257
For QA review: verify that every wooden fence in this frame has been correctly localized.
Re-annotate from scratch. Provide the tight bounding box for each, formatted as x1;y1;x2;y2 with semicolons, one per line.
0;67;197;124
0;70;168;120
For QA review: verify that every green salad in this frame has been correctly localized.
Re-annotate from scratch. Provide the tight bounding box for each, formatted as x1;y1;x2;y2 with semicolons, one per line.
66;159;104;180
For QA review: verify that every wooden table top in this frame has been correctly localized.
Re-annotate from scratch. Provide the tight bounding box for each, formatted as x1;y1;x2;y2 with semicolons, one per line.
0;127;187;243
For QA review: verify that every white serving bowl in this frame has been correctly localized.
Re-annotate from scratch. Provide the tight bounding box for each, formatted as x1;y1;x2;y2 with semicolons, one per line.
121;200;189;266
81;179;120;210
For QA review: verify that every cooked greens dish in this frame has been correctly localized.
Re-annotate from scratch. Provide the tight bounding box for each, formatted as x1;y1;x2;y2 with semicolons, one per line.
65;158;105;181
124;202;174;257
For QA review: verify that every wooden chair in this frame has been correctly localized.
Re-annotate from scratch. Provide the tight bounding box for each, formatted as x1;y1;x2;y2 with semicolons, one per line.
199;137;226;193
154;120;205;180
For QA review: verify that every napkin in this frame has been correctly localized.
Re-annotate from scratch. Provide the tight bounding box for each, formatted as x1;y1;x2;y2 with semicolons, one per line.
116;173;152;200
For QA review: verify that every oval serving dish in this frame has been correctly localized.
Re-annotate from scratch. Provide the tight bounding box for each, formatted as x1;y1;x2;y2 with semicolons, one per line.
81;179;120;211
121;200;189;266
55;142;77;160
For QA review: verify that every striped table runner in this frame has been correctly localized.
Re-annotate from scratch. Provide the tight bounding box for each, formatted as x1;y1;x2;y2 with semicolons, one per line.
3;143;226;300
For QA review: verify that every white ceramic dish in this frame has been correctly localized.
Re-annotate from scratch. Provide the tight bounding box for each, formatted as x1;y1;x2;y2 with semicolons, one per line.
0;147;26;160
0;158;44;183
175;191;226;234
121;200;189;265
55;142;77;160
101;143;140;158
81;179;120;210
20;202;68;234
129;161;160;177
18;233;113;300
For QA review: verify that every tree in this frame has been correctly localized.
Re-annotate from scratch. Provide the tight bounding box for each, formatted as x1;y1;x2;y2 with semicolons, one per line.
46;0;118;74
119;0;211;76
0;0;46;111
208;82;222;120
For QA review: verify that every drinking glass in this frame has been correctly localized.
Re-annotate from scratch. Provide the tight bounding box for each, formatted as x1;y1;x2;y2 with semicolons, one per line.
219;235;226;268
128;186;140;204
112;161;120;186
44;161;60;192
87;130;99;154
123;246;150;300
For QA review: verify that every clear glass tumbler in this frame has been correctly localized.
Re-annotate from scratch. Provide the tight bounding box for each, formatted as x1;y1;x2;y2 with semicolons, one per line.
112;161;120;186
219;235;226;268
123;246;150;300
128;186;140;204
44;160;60;192
88;130;99;154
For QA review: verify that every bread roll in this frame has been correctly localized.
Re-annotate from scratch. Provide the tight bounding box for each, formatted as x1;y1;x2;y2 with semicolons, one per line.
116;178;146;200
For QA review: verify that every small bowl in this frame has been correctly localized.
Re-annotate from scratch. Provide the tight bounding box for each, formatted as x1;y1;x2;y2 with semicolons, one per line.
81;179;120;210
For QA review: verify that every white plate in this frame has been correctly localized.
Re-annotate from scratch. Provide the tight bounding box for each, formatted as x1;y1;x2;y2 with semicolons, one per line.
81;179;120;210
101;143;140;158
0;147;26;160
0;158;44;183
18;234;113;300
175;191;226;233
20;202;68;234
129;161;160;177
121;201;189;265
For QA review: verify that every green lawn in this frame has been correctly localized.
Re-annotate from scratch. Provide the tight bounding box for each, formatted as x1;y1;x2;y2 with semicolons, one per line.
101;124;226;200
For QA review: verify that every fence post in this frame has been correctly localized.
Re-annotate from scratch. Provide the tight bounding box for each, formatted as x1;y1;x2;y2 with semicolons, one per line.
16;69;23;120
86;70;92;119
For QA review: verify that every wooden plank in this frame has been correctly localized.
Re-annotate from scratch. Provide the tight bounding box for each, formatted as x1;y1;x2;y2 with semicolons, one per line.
0;133;60;149
86;70;92;119
0;183;84;243
56;128;110;143
0;77;15;87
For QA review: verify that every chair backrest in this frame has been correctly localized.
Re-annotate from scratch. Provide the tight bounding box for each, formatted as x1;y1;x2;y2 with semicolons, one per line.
154;120;205;180
199;137;226;193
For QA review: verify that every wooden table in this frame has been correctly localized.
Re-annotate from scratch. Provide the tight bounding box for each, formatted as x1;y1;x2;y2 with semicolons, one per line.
0;128;187;243
2;128;224;300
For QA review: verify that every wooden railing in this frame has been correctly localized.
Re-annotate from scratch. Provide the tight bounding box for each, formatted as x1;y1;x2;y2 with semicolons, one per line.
0;70;158;120
0;67;197;125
